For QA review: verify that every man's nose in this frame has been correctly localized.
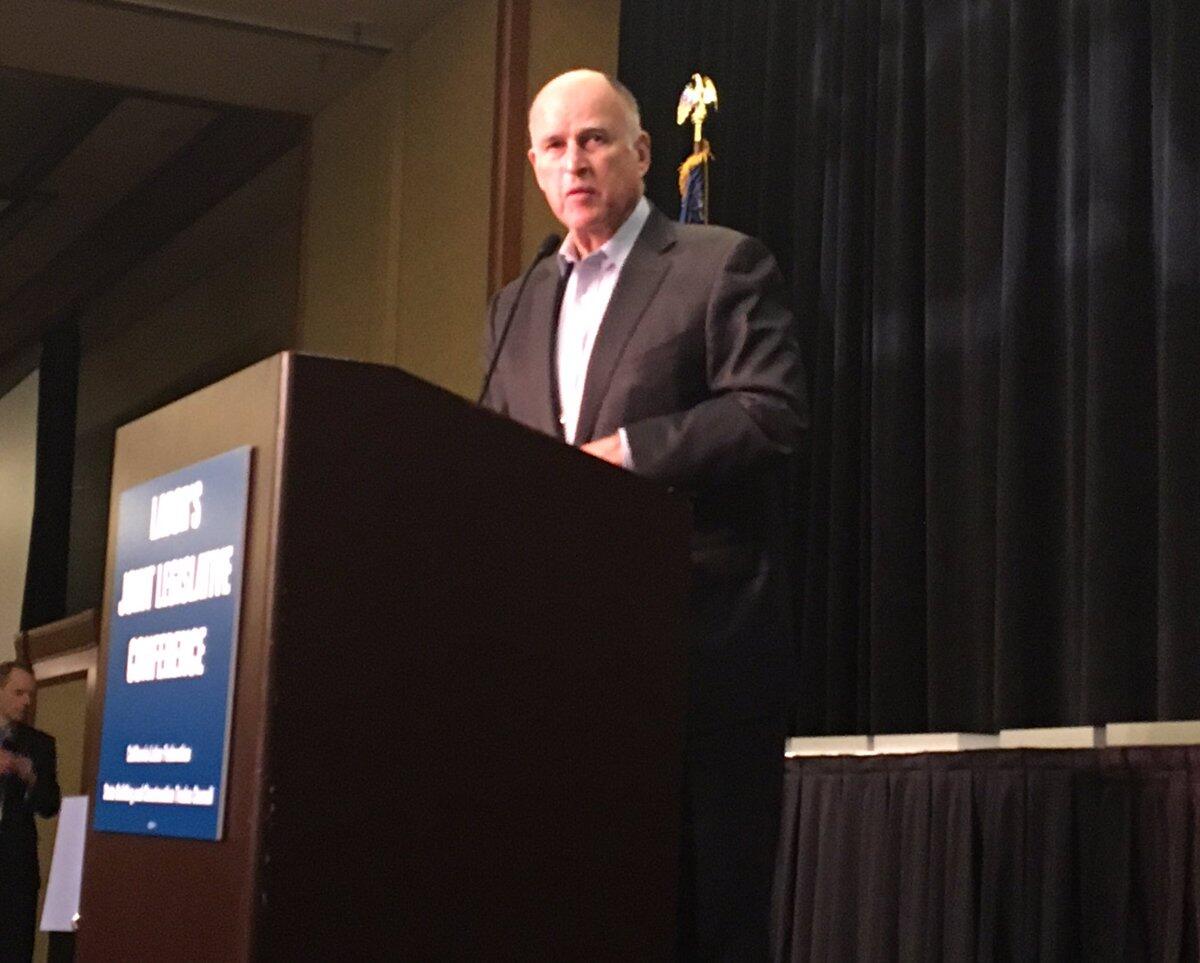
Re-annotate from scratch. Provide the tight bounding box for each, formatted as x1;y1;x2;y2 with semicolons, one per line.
563;140;587;172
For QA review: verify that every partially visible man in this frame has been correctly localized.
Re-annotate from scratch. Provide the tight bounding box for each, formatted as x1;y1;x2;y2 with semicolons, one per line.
0;661;61;963
482;70;806;959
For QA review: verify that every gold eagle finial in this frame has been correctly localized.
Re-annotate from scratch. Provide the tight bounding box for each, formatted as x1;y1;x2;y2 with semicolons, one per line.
676;73;718;146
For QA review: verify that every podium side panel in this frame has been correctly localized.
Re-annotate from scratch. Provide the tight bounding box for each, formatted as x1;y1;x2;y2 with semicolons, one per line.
77;354;287;963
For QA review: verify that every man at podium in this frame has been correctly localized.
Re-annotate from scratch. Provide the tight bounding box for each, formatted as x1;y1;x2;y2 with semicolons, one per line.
481;69;806;960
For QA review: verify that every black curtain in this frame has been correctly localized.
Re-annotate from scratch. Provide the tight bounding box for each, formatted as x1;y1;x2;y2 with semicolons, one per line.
619;1;1200;734
21;320;79;632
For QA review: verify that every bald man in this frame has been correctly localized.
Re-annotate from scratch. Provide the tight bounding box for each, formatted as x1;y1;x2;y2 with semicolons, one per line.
482;70;807;960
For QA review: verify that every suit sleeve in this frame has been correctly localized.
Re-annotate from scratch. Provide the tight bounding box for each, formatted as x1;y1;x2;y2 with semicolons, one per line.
621;236;808;491
29;733;61;819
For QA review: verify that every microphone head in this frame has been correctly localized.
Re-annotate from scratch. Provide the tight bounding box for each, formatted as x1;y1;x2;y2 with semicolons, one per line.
536;233;562;259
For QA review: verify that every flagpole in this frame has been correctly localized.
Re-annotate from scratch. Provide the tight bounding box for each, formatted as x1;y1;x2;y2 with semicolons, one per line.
677;74;717;225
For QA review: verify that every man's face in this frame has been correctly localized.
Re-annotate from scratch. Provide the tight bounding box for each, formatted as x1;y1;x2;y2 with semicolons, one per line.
527;72;651;254
0;668;35;726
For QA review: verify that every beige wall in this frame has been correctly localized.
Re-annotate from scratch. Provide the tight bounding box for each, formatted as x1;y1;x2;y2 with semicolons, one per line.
299;0;498;399
297;54;404;366
298;0;621;398
395;0;499;398
0;368;39;658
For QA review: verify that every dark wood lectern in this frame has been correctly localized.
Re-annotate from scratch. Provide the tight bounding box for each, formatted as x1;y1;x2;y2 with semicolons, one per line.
77;353;690;960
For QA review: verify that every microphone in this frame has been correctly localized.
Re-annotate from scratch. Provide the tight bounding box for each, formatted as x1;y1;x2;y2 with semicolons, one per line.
478;233;561;406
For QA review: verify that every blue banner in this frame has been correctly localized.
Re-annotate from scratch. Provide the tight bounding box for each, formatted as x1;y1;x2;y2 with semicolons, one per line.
93;446;252;841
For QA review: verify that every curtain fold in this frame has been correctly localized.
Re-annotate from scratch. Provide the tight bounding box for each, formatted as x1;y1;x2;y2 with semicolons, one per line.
619;0;1200;734
1153;0;1200;720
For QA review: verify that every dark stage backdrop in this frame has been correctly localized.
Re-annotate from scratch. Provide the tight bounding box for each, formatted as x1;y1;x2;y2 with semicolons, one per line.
619;1;1200;734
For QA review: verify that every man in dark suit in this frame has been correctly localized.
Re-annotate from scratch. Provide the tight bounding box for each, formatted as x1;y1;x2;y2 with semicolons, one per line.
481;70;806;960
0;661;62;963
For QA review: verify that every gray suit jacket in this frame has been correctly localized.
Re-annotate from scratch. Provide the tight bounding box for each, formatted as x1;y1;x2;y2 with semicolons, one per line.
482;204;807;725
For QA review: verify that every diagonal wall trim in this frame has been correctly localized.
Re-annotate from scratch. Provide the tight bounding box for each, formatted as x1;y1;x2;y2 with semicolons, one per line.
0;108;305;367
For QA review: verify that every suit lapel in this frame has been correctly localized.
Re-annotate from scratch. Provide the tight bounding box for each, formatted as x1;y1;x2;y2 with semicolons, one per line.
573;208;676;443
519;259;566;438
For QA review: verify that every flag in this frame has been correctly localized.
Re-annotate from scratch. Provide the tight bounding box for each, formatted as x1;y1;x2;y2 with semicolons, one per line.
678;140;712;224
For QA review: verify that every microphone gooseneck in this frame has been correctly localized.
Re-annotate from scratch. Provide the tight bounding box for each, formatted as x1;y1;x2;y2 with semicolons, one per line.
477;233;562;406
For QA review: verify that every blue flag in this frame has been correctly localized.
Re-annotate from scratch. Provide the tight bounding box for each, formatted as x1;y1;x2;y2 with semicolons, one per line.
677;141;712;224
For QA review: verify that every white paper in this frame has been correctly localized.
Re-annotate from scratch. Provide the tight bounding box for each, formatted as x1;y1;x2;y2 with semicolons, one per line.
40;795;88;932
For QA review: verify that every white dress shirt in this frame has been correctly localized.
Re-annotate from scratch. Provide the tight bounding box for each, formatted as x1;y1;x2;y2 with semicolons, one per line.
555;196;651;457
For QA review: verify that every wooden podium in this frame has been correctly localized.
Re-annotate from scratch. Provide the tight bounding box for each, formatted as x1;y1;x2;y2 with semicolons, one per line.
76;353;690;960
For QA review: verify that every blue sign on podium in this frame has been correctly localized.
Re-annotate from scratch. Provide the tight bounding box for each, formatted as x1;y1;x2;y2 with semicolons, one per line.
93;446;252;841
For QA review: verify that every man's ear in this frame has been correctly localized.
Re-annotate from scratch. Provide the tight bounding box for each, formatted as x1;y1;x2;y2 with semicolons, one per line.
636;131;651;176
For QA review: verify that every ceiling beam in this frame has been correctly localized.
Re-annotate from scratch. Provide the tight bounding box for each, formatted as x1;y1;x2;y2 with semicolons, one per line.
0;107;305;366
